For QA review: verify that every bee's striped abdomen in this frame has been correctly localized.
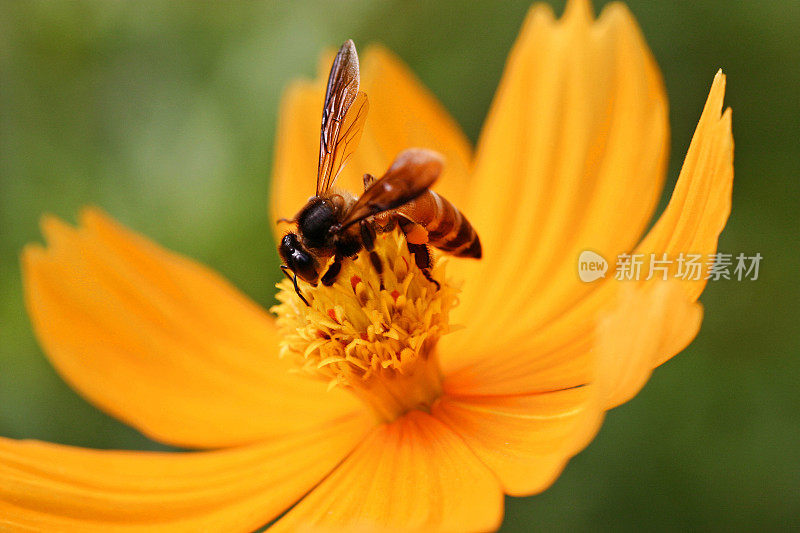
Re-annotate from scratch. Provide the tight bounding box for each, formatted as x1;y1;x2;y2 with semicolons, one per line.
398;190;481;258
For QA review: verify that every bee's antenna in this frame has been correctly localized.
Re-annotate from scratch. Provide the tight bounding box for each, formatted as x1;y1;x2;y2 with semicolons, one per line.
293;273;310;306
276;217;295;225
281;265;310;306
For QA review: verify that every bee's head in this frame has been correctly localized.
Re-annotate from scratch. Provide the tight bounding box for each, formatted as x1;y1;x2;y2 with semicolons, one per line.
279;232;319;284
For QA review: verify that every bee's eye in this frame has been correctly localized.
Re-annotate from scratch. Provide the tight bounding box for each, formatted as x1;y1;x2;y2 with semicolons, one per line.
279;233;318;283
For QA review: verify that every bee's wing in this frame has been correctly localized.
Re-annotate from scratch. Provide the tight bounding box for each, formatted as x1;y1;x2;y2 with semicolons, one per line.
339;148;443;228
317;40;369;195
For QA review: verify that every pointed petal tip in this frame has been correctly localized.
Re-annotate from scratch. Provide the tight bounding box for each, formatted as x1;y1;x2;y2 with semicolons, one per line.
78;204;105;224
38;214;75;248
362;42;391;61
524;2;556;24
596;1;639;30
20;242;46;268
360;43;412;79
697;69;729;126
701;69;732;128
284;77;318;98
713;69;727;96
564;0;594;20
710;69;727;101
359;42;390;73
38;212;61;233
79;206;134;241
721;105;733;127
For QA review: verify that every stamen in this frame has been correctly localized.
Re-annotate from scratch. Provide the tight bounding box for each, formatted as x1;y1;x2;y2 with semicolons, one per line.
272;231;458;421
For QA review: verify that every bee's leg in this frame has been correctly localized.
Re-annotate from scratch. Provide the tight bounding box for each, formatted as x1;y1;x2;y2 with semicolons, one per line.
362;173;376;191
321;256;343;287
360;221;385;290
281;265;309;306
406;242;440;290
399;219;439;290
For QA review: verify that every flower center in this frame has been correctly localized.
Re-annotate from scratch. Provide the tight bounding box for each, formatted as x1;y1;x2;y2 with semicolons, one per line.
272;231;457;422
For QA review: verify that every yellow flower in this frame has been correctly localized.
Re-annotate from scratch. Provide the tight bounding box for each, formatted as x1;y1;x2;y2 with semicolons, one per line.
2;0;733;531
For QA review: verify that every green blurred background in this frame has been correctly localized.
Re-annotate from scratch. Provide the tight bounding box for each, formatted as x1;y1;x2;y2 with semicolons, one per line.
1;1;798;530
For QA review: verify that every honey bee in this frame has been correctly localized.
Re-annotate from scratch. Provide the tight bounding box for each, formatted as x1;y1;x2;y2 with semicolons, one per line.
278;39;481;305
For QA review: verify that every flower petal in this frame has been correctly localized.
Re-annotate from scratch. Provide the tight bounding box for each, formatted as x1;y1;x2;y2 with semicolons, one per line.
270;45;472;241
435;280;700;496
269;410;503;532
22;208;365;449
444;0;669;363
433;386;604;496
441;274;705;398
442;60;732;399
635;70;734;301
358;47;473;205
595;281;704;409
0;412;372;531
